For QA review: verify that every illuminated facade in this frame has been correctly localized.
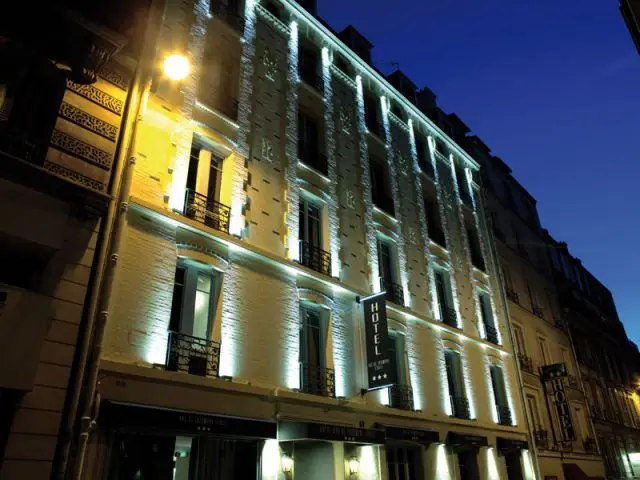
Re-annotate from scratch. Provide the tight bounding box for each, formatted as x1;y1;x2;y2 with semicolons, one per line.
77;0;532;479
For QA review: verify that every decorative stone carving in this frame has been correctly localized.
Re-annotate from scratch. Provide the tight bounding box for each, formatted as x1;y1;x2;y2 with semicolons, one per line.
344;189;356;210
261;137;274;162
50;130;112;169
43;161;104;191
66;80;124;115
99;63;129;90
263;48;277;82
58;102;118;141
339;106;352;135
408;228;418;246
396;150;409;176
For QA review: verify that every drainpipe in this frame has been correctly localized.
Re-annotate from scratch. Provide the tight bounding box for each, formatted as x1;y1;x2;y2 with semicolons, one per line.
479;187;543;480
68;4;165;478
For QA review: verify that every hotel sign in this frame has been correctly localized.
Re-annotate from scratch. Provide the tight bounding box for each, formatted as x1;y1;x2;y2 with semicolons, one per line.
540;363;576;442
362;292;395;390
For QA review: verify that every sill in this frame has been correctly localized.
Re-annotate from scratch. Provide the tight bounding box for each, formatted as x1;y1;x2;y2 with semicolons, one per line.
298;80;324;101
297;160;330;181
373;205;397;222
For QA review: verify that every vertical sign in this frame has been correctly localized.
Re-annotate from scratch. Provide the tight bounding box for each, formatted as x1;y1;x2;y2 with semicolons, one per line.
362;292;395;390
540;363;576;442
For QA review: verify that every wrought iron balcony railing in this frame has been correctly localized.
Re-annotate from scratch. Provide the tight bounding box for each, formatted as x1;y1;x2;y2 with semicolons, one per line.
505;287;519;304
380;278;405;307
183;189;231;234
583;436;597;454
450;395;471;420
388;384;414;411
299;362;335;398
299;68;323;91
441;306;458;328
496;404;512;426
532;304;544;318
534;429;548;449
299;149;328;175
0;131;46;165
298;241;331;277
485;324;500;345
373;192;395;217
165;331;221;378
518;354;534;374
210;0;246;33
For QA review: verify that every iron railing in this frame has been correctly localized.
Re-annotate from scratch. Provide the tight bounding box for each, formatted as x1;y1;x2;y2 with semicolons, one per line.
0;131;45;164
518;354;534;374
583;436;597;454
299;149;328;174
441;306;458;328
299;68;323;91
299;362;335;398
485;324;500;345
430;227;446;248
505;287;519;304
532;304;544;318
450;395;470;419
388;384;414;411
496;404;512;426
165;331;221;378
183;189;231;234
209;0;245;33
373;191;395;217
298;241;331;277
381;278;404;307
533;429;548;449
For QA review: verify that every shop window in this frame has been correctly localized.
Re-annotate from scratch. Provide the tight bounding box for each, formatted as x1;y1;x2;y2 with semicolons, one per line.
435;269;456;327
386;446;421;480
299;304;334;397
445;349;469;419
298;196;330;276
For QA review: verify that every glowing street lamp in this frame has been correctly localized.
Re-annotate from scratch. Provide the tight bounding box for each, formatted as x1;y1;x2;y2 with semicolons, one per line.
163;53;190;81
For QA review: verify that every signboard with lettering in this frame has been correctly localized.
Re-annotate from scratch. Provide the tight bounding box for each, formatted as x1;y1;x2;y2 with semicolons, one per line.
540;363;576;443
362;292;395;390
382;426;440;445
540;363;567;381
279;421;386;444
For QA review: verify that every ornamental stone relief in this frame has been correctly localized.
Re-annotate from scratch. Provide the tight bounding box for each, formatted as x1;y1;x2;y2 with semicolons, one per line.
50;130;112;170
344;189;356;210
261;137;274;162
43;161;104;191
396;150;409;176
262;48;277;82
66;80;124;115
58;103;118;142
339;106;352;135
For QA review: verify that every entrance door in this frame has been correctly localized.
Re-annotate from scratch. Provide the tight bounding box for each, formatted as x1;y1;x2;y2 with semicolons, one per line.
386;446;421;480
108;433;176;480
191;438;259;479
457;450;479;480
505;453;524;480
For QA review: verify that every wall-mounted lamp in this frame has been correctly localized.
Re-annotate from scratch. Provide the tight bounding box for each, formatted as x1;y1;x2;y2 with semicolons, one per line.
348;457;360;475
163;53;190;81
281;454;294;473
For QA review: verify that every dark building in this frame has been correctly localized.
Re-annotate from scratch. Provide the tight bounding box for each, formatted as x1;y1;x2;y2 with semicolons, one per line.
621;0;640;55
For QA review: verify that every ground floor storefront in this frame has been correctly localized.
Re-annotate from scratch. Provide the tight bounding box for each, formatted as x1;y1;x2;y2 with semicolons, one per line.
82;361;534;480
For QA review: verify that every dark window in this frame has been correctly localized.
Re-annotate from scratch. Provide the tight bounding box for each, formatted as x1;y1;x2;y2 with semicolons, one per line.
370;157;394;215
446;349;469;419
298;110;326;173
479;292;498;344
299;304;333;396
364;93;381;136
0;236;51;290
467;225;485;270
415;136;432;175
425;198;446;247
298;45;320;89
435;270;456;326
504;453;524;480
457;450;479;480
298;197;330;276
490;365;511;425
378;239;395;286
264;1;281;19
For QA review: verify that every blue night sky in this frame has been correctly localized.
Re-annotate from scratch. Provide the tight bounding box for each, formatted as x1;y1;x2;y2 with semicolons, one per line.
318;0;640;342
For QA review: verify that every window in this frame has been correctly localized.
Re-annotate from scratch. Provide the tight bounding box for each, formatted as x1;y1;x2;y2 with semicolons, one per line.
467;224;485;270
504;452;524;480
445;350;469;419
457;450;479;480
512;325;526;355
526;394;542;430
184;137;230;233
299;304;332;397
456;164;471;204
386;446;421;480
502;266;518;303
435;269;456;327
388;333;412;410
378;238;403;306
415;136;431;175
264;1;282;19
298;110;325;173
370;157;394;215
298;197;330;275
424;197;446;247
527;283;543;317
298;44;320;89
490;365;512;425
538;337;550;366
479;292;498;344
364;93;381;136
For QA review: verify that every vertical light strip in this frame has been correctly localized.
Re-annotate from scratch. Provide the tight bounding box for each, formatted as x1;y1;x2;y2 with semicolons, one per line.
486;448;500;480
522;450;535;480
168;0;212;212
380;96;409;307
355;75;380;291
436;334;452;415
475;289;487;340
321;47;341;277
436;443;452;480
229;0;258;236
330;297;348;398
486;357;499;423
461;346;477;419
406;323;423;411
285;21;300;259
408;120;433;314
504;361;517;426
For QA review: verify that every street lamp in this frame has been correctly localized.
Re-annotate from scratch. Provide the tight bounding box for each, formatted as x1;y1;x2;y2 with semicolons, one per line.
348;457;360;476
163;53;190;81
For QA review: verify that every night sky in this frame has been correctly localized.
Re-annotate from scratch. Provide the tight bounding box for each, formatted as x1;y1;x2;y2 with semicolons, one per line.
318;0;640;342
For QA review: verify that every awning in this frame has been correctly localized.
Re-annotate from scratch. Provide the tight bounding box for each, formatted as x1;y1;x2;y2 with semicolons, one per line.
278;421;385;444
497;437;529;454
99;400;277;439
377;424;439;445
446;432;489;450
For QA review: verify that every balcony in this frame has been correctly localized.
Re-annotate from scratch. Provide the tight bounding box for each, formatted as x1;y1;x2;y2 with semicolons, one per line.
183;189;231;234
388;384;414;411
496;404;512;426
429;227;447;248
298;241;331;277
373;191;395;217
165;331;221;378
299;68;323;92
505;287;519;304
485;324;500;345
533;429;549;449
532;304;544;318
583;436;597;454
441;306;458;328
518;354;534;374
380;278;405;307
299;362;335;398
450;395;471;419
299;149;328;175
210;0;245;33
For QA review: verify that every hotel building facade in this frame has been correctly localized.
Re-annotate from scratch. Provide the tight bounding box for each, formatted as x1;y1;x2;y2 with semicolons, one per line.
76;0;534;478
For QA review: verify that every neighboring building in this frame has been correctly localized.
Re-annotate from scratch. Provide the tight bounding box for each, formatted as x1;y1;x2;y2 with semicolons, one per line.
0;1;148;478
547;236;640;478
621;0;640;55
75;0;533;479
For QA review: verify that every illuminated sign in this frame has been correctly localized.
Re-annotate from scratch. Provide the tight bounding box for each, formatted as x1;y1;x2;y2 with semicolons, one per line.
362;292;395;390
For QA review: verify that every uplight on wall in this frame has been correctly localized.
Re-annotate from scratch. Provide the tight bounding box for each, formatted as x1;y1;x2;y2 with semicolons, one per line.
281;454;294;473
163;54;190;81
348;457;360;475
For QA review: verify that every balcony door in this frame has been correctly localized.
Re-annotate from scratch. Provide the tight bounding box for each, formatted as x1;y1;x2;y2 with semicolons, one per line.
435;269;455;326
299;197;327;274
377;239;395;288
300;304;327;395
